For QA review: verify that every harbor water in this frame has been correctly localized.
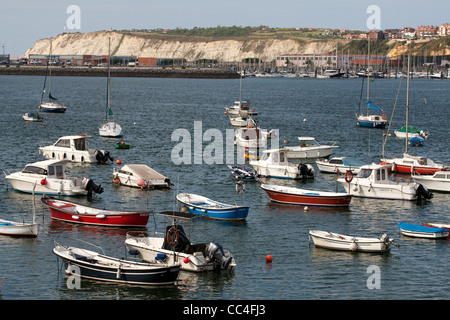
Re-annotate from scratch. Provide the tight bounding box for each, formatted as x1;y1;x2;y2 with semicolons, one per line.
0;74;448;300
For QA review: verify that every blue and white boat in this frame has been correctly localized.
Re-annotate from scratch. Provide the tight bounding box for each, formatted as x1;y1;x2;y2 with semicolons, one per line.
399;222;449;239
176;193;249;221
409;136;424;147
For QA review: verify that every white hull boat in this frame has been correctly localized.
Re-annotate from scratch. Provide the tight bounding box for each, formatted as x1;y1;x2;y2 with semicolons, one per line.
225;100;257;118
399;223;449;239
337;163;433;201
309;230;396;253
125;211;236;272
285;137;338;159
235;126;269;149
4;159;103;196
412;171;450;192
315;157;364;174
39;135;113;164
0;219;39;237
113;164;171;189
22;112;43;122
250;148;315;180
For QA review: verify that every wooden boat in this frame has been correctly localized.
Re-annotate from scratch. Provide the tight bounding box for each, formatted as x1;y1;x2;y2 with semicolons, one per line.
285;137;338;159
98;37;122;138
309;230;396;252
250;148;315;180
113;164;171;189
39;135;113;164
261;184;352;207
4;159;103;196
315;156;365;174
41;196;149;227
125;211;236;272
53;241;180;286
411;171;450;192
337;163;433;201
399;222;449;239
176;193;249;221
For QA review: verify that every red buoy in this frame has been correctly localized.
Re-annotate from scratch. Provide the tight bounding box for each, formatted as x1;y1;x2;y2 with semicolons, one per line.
265;255;272;263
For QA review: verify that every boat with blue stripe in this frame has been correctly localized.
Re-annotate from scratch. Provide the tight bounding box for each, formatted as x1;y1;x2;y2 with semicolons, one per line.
399;222;449;239
176;193;249;221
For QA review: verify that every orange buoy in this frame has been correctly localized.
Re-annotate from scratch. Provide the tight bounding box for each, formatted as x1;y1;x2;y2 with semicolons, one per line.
265;255;272;263
116;159;122;165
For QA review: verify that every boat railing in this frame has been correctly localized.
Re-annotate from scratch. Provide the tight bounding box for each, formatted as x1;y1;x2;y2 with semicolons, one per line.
54;238;105;255
126;231;163;246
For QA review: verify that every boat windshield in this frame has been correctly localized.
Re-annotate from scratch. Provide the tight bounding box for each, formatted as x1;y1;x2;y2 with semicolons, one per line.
48;165;64;178
55;139;70;148
74;138;88;151
357;168;372;178
22;165;47;175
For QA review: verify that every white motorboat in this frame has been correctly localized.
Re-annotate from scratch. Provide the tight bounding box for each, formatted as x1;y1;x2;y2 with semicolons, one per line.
315;157;365;174
113;164;172;189
4;159;103;196
39;135;113;164
235;126;270;149
412;171;450;192
394;126;429;139
99;37;122;138
285;137;338;159
250;148;315;179
22;112;43;122
125;211;236;272
225;100;258;118
337;163;433;201
309;230;396;253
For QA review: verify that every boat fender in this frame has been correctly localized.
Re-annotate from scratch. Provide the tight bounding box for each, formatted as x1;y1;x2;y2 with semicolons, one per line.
350;241;358;252
116;265;121;279
40;178;47;186
344;170;353;183
167;226;179;247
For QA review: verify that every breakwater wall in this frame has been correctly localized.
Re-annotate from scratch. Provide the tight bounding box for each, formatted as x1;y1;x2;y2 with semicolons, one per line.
0;66;240;79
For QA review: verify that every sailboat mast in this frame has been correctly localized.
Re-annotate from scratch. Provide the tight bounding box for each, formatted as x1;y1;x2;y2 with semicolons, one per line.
366;39;370;115
405;54;411;154
48;41;52;99
106;37;111;121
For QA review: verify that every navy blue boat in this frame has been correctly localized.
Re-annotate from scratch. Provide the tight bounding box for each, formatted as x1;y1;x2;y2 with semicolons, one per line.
53;242;180;286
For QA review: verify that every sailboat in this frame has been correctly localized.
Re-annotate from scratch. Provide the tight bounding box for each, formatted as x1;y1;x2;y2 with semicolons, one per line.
38;42;66;113
356;39;387;128
99;37;122;138
380;55;448;175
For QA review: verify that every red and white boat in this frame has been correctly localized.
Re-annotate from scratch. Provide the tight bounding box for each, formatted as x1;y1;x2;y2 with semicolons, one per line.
380;153;448;175
41;196;149;227
260;184;352;207
422;222;450;233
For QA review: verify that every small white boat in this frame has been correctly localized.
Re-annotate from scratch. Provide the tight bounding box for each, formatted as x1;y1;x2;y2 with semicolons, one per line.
98;37;122;138
4;159;103;196
422;222;450;233
381;153;448;175
315;157;365;174
39;135;113;163
412;171;450;192
225;100;258;118
228;115;247;127
250;148;315;180
125;211;236;272
399;223;449;239
235;126;269;149
337;163;433;201
285;137;338;159
113;164;171;189
309;230;396;253
22;112;43;122
394;126;429;139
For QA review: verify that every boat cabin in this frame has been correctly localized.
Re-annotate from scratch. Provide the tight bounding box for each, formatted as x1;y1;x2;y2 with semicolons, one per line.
22;160;68;179
259;148;289;165
52;135;89;151
297;137;320;147
356;164;391;183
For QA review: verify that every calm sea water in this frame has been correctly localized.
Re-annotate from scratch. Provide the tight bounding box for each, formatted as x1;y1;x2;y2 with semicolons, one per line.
0;74;448;301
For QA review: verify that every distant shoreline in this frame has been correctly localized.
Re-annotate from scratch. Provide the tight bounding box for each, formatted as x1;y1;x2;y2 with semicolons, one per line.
0;65;240;79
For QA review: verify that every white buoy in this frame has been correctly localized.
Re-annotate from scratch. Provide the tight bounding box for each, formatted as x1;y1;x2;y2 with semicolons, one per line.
304;206;308;211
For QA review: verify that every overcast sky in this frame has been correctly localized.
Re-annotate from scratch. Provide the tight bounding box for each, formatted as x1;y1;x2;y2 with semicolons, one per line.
1;0;449;57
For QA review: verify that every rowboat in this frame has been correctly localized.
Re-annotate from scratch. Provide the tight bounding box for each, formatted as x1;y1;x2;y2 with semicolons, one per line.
53;241;180;286
41;196;149;227
125;211;236;272
0;219;39;237
260;184;352;207
176;193;249;221
399;222;449;239
309;230;396;253
227;165;259;181
422;222;450;232
315;156;365;174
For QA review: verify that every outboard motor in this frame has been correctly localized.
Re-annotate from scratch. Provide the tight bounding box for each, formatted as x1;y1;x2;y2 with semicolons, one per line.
82;178;104;196
94;150;114;163
298;163;314;179
206;242;233;271
415;183;433;201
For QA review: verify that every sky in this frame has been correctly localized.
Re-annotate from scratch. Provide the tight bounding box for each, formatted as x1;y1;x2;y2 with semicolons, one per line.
1;0;449;57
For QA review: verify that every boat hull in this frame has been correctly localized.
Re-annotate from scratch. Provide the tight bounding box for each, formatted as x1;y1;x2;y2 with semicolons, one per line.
412;174;450;192
285;147;337;159
261;184;352;207
0;220;38;237
39;103;66;113
41;197;149;227
99;121;123;137
5;175;87;196
309;230;393;253
338;178;418;200
176;193;249;221
399;223;449;239
53;246;179;286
